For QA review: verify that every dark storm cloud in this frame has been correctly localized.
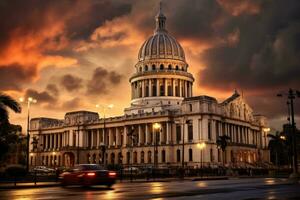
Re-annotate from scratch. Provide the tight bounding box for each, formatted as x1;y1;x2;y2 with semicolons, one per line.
192;0;300;91
46;84;59;96
0;64;37;90
87;67;123;95
60;74;83;92
25;89;56;104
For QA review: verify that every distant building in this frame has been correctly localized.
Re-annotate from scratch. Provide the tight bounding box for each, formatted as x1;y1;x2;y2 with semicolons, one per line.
29;7;270;169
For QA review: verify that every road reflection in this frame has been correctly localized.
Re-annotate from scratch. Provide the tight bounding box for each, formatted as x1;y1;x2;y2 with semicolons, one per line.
149;182;165;194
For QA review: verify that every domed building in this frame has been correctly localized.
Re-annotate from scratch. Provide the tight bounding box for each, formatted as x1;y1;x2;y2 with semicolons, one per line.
28;6;270;171
126;8;194;114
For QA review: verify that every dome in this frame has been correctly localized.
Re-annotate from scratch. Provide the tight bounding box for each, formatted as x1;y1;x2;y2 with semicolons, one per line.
138;6;185;62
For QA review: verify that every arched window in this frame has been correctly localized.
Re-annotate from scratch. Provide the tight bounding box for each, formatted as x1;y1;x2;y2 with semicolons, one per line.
148;151;152;163
152;64;156;70
161;150;166;163
144;65;148;71
181;66;184;71
139;66;142;72
175;65;179;70
176;149;181;162
141;151;144;163
168;64;172;70
160;64;164;70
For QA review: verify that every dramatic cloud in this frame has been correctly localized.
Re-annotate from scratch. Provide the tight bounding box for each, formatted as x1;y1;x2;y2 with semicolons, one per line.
3;0;299;131
60;74;83;92
46;84;59;96
25;89;56;104
87;67;123;95
0;63;37;91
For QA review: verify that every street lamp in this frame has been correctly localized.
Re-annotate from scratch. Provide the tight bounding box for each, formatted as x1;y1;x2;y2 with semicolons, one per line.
197;142;206;177
277;89;300;178
19;96;37;172
96;104;114;168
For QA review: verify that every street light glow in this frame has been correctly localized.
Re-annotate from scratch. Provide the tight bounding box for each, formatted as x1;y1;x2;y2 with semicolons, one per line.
197;142;206;150
263;127;270;132
153;123;161;130
280;135;286;140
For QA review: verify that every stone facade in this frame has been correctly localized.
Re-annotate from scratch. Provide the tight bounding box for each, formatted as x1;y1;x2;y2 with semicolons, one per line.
29;8;270;169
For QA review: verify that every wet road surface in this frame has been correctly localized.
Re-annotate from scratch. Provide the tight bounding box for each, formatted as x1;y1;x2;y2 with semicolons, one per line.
1;178;299;200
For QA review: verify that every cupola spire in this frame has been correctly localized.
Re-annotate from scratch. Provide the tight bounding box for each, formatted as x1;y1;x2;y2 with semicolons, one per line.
155;1;166;33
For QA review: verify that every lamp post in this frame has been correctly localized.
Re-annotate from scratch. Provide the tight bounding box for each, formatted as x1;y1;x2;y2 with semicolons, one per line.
277;89;299;178
19;97;37;172
152;123;161;179
197;142;206;177
96;104;114;168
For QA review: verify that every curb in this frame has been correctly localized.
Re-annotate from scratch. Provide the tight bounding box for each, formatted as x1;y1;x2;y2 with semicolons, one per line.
0;183;60;190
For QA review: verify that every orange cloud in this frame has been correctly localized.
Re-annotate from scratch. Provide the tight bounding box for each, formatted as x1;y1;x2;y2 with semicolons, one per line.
217;0;261;16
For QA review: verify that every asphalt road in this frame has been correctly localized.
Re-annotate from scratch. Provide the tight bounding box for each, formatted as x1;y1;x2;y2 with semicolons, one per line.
1;178;299;200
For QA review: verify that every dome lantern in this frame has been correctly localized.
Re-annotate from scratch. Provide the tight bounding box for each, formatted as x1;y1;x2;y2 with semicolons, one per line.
155;2;166;33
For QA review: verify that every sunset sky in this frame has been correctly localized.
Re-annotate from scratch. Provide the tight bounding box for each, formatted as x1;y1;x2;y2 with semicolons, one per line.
1;0;299;132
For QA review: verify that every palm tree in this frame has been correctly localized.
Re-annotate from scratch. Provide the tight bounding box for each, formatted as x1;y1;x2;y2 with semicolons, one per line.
217;135;231;166
0;93;21;124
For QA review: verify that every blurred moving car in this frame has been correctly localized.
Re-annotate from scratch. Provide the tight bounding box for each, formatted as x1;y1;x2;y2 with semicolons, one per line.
31;166;55;174
59;164;117;187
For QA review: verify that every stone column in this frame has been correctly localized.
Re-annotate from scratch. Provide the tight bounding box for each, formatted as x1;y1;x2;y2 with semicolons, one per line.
142;80;145;97
145;124;149;145
108;128;112;147
156;79;160;97
166;122;169;144
149;80;152;97
172;79;175;97
123;126;127;147
164;79;168;96
138;124;142;145
184;81;188;97
115;127;120;146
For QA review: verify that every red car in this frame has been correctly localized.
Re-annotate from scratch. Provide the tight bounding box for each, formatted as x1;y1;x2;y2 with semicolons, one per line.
59;164;117;187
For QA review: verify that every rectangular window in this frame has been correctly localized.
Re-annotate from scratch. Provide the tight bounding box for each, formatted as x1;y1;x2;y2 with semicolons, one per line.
210;149;213;162
176;125;181;142
167;85;172;96
177;150;181;162
160;84;164;96
189;149;193;161
215;121;219;138
73;131;76;147
208;121;211;140
188;123;193;141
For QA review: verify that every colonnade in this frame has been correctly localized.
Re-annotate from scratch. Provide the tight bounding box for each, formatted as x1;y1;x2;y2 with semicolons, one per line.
131;78;192;99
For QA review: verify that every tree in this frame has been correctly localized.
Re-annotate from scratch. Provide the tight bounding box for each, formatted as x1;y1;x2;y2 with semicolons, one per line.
0;93;21;124
217;135;231;166
0;93;22;163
